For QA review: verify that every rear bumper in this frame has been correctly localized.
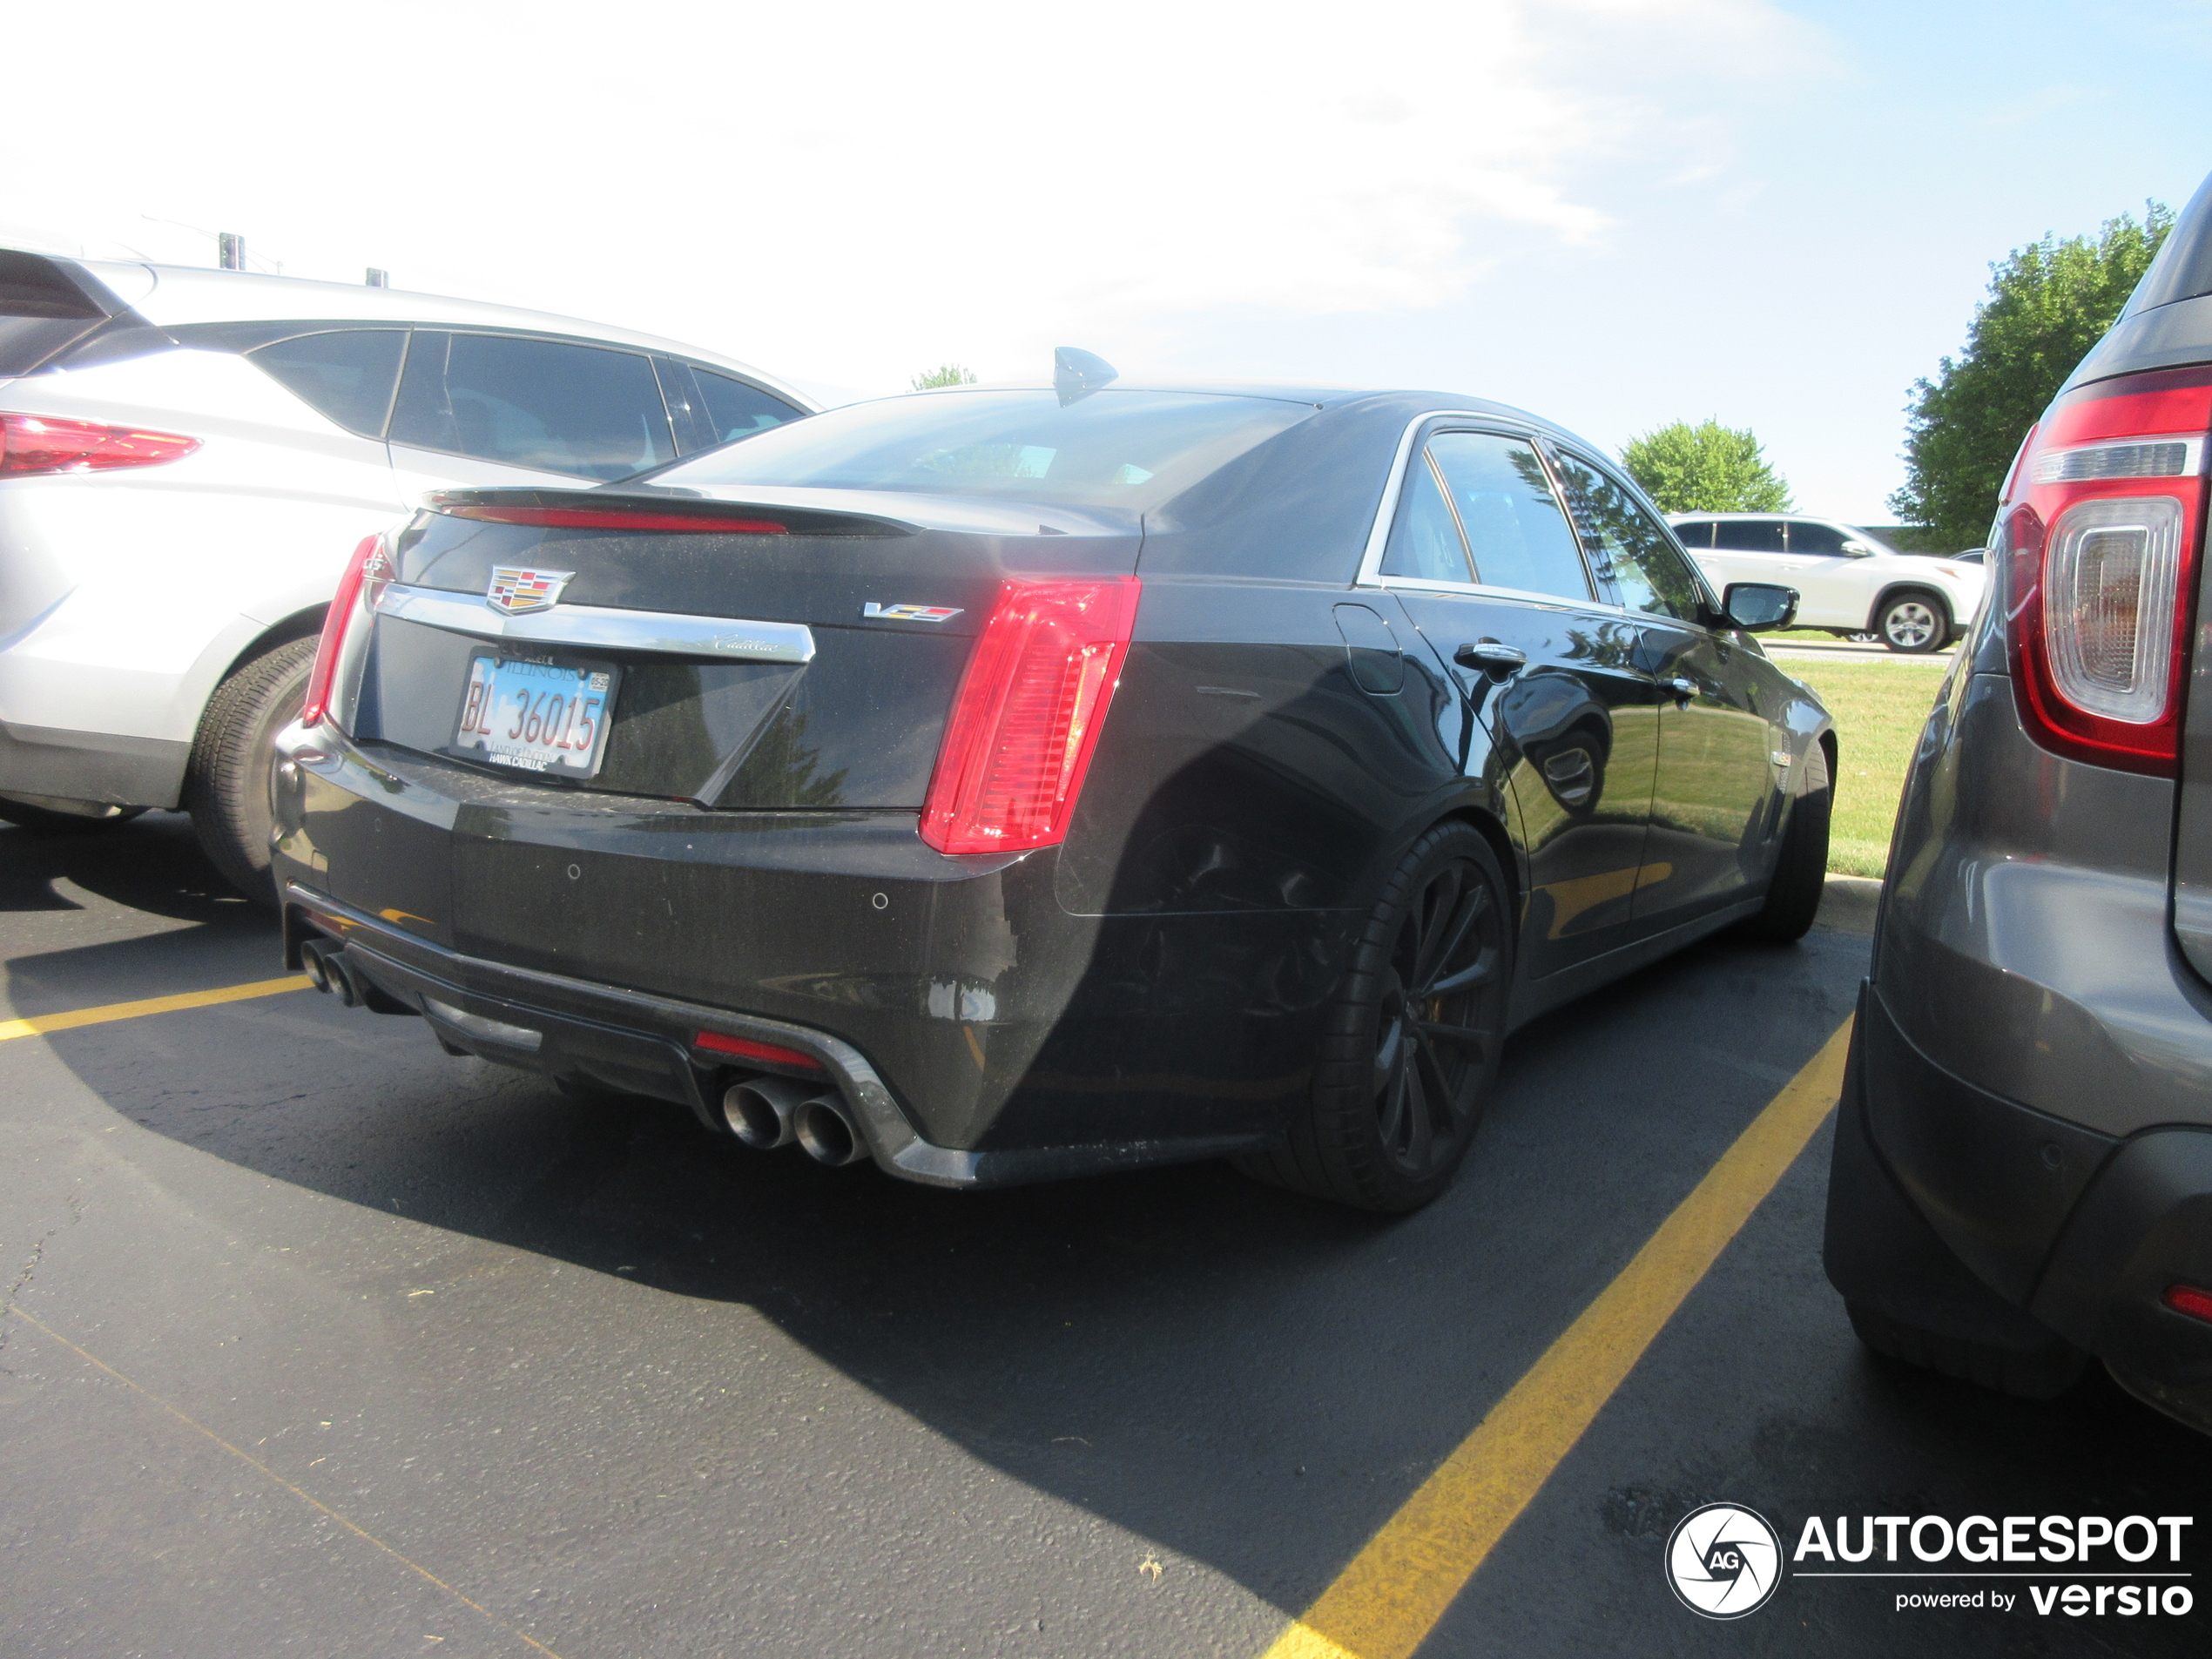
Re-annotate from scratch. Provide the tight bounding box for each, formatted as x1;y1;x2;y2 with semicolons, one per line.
273;725;1345;1183
287;887;1261;1190
0;718;189;809
1838;980;2212;1421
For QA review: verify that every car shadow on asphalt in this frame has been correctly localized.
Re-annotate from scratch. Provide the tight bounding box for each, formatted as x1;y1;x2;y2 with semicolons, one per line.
24;867;1905;1619
0;815;270;1013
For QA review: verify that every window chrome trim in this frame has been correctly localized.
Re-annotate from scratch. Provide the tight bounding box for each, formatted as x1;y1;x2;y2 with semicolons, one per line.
1352;411;1611;608
376;583;816;663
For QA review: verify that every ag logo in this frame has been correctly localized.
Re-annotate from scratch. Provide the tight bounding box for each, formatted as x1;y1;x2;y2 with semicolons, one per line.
1665;1503;1783;1619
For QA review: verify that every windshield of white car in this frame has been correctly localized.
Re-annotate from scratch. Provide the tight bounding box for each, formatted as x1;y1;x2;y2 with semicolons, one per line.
642;388;1314;512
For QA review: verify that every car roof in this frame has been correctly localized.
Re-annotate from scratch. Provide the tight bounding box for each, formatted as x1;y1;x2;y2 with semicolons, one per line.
64;258;815;409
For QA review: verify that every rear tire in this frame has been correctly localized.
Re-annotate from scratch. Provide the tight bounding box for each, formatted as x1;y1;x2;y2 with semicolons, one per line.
183;637;315;906
1874;590;1947;653
1236;820;1511;1212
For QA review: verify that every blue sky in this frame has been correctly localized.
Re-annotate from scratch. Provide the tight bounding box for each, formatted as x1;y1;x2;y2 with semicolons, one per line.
7;1;2209;527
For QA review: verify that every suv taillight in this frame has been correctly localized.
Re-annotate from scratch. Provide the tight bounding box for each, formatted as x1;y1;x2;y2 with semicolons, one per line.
2002;367;2212;775
920;577;1141;855
300;534;394;729
0;412;199;475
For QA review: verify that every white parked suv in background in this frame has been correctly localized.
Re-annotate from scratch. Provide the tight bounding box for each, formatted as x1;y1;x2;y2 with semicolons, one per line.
1668;513;1987;652
0;249;813;894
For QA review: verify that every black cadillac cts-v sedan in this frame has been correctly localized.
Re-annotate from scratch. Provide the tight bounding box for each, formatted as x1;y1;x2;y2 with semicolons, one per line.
273;359;1832;1211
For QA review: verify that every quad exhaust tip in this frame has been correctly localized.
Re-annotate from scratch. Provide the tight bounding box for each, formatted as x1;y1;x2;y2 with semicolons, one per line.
721;1076;812;1150
721;1075;868;1167
300;940;360;1008
795;1096;869;1167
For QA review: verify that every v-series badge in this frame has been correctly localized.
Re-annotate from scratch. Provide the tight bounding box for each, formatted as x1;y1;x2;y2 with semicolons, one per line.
862;603;962;622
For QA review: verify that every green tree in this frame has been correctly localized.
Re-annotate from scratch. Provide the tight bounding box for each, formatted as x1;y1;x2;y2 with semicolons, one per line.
1891;203;2171;548
1620;420;1792;513
911;363;978;390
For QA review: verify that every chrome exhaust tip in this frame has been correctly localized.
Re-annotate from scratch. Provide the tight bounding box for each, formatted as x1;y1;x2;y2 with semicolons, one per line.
720;1076;813;1150
303;941;361;1008
794;1096;869;1167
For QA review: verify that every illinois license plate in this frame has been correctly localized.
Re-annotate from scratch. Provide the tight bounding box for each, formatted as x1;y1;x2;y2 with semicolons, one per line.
453;653;619;779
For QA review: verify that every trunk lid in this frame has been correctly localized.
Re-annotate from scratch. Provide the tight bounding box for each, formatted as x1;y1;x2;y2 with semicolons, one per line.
350;485;1142;812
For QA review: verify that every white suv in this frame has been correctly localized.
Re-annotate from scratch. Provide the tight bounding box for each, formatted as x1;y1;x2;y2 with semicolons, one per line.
0;250;813;894
1668;513;1987;652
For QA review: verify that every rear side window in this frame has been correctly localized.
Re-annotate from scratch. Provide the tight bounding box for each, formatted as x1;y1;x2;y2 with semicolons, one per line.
1426;432;1591;600
1381;452;1475;583
1671;520;1715;549
390;331;676;481
692;368;803;446
1712;519;1787;552
1785;521;1848;556
1547;448;1705;620
246;330;405;437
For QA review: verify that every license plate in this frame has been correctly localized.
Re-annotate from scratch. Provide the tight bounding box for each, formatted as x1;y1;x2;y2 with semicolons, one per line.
453;653;619;779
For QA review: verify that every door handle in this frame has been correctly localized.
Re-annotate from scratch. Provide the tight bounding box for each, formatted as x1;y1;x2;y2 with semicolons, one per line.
1454;640;1527;680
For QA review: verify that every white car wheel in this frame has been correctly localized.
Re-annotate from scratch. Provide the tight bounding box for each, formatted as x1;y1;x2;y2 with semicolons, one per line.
1877;591;1946;654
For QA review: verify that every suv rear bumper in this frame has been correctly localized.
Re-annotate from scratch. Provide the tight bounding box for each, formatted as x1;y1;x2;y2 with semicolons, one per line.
1833;981;2212;1420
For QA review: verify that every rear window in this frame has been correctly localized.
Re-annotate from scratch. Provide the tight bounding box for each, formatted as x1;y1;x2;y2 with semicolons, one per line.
246;330;405;437
1671;520;1715;549
646;388;1314;511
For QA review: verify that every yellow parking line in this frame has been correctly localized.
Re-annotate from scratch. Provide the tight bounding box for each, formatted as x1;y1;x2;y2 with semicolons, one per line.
1260;1017;1854;1659
0;975;309;1042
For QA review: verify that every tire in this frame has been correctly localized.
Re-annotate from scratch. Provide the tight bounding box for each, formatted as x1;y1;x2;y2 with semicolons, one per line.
1737;741;1831;943
1873;590;1947;653
1236;820;1512;1212
182;636;315;904
0;799;145;833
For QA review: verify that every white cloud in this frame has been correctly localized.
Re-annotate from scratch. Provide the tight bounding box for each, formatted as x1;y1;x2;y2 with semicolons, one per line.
9;0;1812;394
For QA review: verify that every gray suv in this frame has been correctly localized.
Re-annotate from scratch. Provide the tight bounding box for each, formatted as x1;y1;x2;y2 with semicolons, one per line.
1824;169;2212;1433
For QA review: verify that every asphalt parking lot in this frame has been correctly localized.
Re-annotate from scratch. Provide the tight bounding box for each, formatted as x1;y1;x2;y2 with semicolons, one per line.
4;814;2208;1658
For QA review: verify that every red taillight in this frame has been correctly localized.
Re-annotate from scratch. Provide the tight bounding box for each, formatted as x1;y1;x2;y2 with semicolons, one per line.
694;1030;822;1070
2004;366;2212;776
920;577;1141;855
2163;1283;2212;1324
441;503;787;534
0;412;199;476
300;534;391;729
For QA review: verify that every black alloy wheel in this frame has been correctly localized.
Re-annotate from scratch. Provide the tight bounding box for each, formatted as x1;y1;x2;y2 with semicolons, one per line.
1238;820;1512;1212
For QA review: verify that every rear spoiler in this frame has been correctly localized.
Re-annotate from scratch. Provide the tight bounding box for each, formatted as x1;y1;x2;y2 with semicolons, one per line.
0;250;140;379
424;487;917;539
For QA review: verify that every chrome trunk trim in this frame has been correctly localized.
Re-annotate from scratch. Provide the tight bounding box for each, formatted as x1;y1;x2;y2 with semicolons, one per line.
376;583;816;663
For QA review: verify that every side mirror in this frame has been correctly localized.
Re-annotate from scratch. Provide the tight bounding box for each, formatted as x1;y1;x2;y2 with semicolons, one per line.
1723;582;1797;631
1839;540;1875;556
